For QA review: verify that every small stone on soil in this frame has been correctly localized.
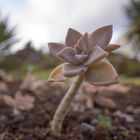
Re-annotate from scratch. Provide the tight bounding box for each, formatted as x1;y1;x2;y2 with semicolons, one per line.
118;126;127;131
113;110;134;123
124;114;134;123
133;108;140;115
92;108;102;115
81;123;95;139
13;115;25;123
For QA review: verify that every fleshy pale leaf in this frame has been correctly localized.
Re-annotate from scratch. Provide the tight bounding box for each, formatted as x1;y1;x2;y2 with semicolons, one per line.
74;44;81;54
65;28;82;47
105;44;121;53
48;43;65;56
75;54;88;63
56;47;80;65
63;63;88;77
84;46;108;66
77;33;91;53
48;64;68;83
89;25;113;49
85;58;119;86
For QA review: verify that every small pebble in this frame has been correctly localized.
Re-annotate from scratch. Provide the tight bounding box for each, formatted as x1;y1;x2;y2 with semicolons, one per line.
113;110;134;123
113;110;124;118
92;108;101;115
91;119;98;125
13;115;25;123
133;108;140;115
104;109;110;115
113;136;118;140
0;115;8;122
126;106;133;113
118;126;127;131
81;123;95;139
124;114;134;123
0;115;8;128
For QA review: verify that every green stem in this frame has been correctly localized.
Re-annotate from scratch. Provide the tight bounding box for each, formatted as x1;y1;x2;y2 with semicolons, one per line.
51;75;84;136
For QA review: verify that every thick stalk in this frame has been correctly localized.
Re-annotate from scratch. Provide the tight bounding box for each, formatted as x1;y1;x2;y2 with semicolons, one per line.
86;93;94;109
51;75;84;136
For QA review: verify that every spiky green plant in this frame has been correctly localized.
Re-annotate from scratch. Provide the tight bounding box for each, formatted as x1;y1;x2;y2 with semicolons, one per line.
124;0;140;55
0;15;18;57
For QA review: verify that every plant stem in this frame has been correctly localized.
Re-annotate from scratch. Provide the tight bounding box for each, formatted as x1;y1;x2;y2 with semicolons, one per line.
86;93;94;109
51;75;84;136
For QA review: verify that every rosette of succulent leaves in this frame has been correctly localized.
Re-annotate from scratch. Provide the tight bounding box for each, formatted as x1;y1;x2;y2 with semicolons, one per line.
47;25;121;136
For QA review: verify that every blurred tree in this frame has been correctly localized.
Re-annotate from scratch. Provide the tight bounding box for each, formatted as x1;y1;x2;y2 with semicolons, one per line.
0;15;18;57
124;0;140;57
16;41;44;62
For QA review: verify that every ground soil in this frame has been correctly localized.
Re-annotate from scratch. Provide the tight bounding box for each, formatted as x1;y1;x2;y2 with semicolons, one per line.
0;81;140;140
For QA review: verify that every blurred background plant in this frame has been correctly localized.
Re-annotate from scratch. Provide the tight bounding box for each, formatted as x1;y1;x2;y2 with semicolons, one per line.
0;15;18;58
123;0;140;59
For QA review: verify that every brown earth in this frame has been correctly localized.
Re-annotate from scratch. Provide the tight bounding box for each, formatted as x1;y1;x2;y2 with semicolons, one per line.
0;81;140;140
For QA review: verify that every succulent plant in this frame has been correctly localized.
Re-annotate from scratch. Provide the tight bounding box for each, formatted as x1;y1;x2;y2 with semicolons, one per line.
48;25;120;85
47;25;121;136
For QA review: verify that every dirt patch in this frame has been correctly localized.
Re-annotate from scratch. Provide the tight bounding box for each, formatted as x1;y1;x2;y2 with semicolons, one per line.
0;83;140;140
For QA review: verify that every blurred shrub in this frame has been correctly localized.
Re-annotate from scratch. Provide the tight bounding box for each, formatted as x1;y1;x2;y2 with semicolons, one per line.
0;41;61;74
108;53;140;76
123;0;140;57
42;53;61;69
0;15;17;57
1;41;139;77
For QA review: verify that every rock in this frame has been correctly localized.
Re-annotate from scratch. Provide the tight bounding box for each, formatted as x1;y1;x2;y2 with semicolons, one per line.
98;84;131;96
108;84;131;94
124;114;134;123
13;115;25;123
126;106;140;115
71;101;86;112
81;123;95;139
118;126;127;131
81;82;97;94
113;110;134;123
91;119;98;125
104;109;110;115
126;106;134;113
113;110;124;118
133;108;140;115
0;82;8;94
0;115;7;122
0;115;8;128
92;108;101;116
3;92;35;115
95;96;117;109
20;75;37;90
72;91;87;112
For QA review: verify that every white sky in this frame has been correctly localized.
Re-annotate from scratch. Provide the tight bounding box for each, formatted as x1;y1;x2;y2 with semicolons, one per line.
0;0;130;51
